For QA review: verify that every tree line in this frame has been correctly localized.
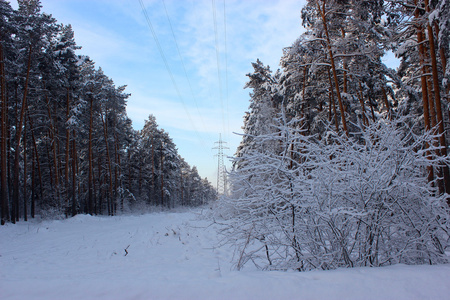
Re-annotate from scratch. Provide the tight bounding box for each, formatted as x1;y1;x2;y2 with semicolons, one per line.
222;0;450;271
0;0;216;225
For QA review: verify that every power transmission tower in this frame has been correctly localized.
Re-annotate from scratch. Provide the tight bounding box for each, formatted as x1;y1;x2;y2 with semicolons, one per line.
213;134;229;195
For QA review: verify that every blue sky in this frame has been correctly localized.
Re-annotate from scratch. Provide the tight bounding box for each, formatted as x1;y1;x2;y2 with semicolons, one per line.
14;0;308;186
7;0;307;187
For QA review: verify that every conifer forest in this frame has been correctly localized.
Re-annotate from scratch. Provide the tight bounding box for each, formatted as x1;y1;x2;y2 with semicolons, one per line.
0;0;216;225
1;0;450;278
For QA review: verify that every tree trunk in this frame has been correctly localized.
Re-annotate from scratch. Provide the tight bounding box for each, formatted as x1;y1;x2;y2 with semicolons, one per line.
46;138;54;190
424;0;450;199
433;22;450;123
65;87;70;214
115;139;121;210
415;2;435;185
27;115;43;201
23;111;27;221
94;157;100;215
31;149;35;218
0;33;9;225
88;94;94;215
341;28;348;94
127;150;132;192
71;130;77;216
421;26;444;193
318;0;348;136
180;169;184;206
151;136;155;203
97;152;103;214
13;44;32;224
45;93;60;205
113;115;120;211
138;162;142;198
100;109;114;215
160;147;164;207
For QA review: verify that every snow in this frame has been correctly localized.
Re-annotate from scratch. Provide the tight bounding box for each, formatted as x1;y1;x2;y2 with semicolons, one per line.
1;208;449;300
428;10;439;24
395;39;415;57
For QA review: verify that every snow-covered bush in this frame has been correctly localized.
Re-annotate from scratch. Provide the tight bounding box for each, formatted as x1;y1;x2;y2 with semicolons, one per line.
222;116;450;271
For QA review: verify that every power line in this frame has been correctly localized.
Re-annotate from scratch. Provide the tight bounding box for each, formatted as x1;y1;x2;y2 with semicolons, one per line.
138;0;205;146
211;0;226;137
161;0;209;135
223;0;230;141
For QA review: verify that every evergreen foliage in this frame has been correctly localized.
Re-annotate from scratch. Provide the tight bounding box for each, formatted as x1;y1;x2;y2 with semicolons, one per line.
0;0;216;224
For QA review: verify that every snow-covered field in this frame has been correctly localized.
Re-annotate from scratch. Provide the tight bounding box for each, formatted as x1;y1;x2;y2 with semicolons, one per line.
1;208;449;300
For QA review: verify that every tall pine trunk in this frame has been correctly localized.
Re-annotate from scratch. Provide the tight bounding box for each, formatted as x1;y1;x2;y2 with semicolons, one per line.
113;115;120;210
23;111;27;221
424;0;450;199
13;44;32;223
28;115;42;203
71;130;77;216
151;136;155;204
415;2;435;185
31;148;35;218
318;0;348;136
0;33;9;225
100;109;114;215
88;93;94;215
45;93;60;205
65;87;70;214
160;146;164;207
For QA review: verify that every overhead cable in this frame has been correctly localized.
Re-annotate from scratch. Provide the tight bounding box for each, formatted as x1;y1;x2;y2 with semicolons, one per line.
223;0;230;141
161;0;209;136
211;0;226;137
138;0;205;146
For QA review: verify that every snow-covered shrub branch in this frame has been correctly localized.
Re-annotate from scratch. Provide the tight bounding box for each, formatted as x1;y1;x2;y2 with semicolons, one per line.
223;116;449;271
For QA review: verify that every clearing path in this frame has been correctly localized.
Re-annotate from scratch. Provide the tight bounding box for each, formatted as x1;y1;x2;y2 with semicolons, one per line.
1;208;449;299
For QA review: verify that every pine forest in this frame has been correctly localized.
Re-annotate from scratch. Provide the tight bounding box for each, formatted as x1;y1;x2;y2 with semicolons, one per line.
0;0;217;225
1;0;450;286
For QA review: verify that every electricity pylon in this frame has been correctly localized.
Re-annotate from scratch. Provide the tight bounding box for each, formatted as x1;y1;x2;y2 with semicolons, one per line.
213;134;229;195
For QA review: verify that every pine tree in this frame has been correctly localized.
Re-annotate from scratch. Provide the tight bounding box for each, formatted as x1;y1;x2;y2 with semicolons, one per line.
224;0;450;271
0;0;15;225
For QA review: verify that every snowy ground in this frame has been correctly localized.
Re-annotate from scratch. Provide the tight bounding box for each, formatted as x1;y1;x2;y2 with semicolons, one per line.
1;208;449;300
